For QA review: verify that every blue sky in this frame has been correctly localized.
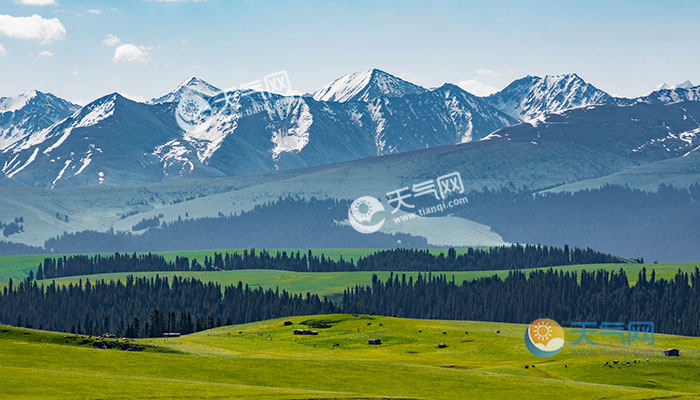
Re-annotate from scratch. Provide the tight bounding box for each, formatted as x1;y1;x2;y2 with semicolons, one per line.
1;0;699;104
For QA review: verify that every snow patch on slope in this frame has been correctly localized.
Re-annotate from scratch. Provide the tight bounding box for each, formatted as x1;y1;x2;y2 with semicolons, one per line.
75;97;115;128
153;139;196;174
51;159;72;189
6;147;38;178
271;101;313;159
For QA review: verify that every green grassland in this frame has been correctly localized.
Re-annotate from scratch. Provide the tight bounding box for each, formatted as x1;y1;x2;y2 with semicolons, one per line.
1;315;699;399
30;262;700;298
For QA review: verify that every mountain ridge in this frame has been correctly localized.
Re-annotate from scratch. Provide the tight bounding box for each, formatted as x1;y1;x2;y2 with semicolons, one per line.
2;69;700;189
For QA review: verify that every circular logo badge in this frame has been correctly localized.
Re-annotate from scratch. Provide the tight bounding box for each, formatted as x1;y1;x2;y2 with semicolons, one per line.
524;318;565;358
175;93;214;133
174;90;239;134
348;196;386;234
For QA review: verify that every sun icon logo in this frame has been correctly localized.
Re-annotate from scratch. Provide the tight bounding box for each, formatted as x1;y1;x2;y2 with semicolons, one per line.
524;318;565;358
352;198;374;221
174;91;225;133
348;196;386;234
532;320;553;341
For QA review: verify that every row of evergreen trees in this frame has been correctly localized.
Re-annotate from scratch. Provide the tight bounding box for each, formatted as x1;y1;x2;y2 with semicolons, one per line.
4;267;699;338
1;275;334;338
35;249;358;279
343;268;700;336
35;245;625;280
355;245;625;271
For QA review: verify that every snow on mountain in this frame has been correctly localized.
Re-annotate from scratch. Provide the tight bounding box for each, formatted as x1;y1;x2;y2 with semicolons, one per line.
150;76;221;104
1;93;190;187
654;80;695;91
312;69;426;102
0;91;36;113
5;69;700;190
485;74;614;122
434;83;519;143
0;90;79;151
0;76;517;188
636;84;700;105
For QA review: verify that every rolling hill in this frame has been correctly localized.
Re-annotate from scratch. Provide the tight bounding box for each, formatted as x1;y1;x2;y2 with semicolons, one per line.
1;315;699;399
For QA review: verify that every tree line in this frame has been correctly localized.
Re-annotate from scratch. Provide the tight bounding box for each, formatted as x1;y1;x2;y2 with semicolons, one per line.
355;245;625;271
343;267;700;336
3;266;699;338
34;245;626;280
0;275;334;338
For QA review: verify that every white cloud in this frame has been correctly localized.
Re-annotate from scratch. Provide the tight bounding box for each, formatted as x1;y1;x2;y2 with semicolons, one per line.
0;14;66;43
13;0;57;6
0;44;6;57
102;33;121;46
113;43;151;64
86;9;101;14
457;79;498;96
38;49;53;58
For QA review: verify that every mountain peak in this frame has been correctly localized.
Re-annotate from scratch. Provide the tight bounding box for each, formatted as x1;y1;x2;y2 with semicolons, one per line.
0;90;79;115
542;73;582;82
486;73;611;122
0;90;40;113
312;68;425;102
177;76;215;90
653;80;696;92
151;76;221;104
0;90;79;151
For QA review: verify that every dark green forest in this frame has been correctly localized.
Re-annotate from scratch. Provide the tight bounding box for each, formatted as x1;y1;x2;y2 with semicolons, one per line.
2;267;699;337
0;275;334;337
34;244;625;280
343;268;700;336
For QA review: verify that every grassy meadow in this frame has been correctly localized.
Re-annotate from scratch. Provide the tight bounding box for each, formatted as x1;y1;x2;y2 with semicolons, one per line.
1;315;699;399
2;249;699;398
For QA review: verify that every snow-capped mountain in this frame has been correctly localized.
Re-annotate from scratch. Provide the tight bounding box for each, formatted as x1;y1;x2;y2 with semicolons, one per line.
150;76;221;104
4;69;700;189
485;74;615;122
1;93;216;188
654;81;695;91
148;80;516;173
312;69;426;102
0;90;79;151
636;84;700;105
0;71;518;188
